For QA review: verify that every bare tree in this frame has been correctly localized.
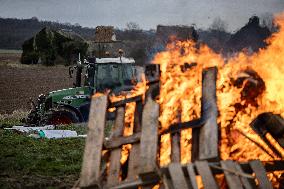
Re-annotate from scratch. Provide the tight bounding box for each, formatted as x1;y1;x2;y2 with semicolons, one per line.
260;13;275;32
210;17;228;32
74;23;81;27
126;22;140;31
31;16;39;21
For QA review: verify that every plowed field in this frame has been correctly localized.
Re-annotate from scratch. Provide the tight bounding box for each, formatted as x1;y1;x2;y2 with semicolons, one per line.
0;51;73;114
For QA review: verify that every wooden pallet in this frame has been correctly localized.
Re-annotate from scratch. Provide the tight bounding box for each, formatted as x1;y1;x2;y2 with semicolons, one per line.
79;87;160;188
77;66;283;188
78;67;219;188
162;160;273;189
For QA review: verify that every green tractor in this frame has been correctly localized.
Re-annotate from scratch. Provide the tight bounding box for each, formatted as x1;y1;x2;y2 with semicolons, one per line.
26;56;159;125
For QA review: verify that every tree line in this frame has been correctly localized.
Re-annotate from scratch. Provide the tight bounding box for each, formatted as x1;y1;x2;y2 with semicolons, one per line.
0;16;275;63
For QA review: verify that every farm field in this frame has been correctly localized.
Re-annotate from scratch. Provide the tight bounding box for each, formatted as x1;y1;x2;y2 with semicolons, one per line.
0;50;73;114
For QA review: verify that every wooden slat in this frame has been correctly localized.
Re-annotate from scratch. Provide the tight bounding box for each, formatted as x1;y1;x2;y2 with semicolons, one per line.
233;162;254;189
249;160;273;189
80;95;108;188
171;110;181;163
195;161;219;189
160;160;284;177
171;132;181;162
191;127;200;162
168;163;189;189
110;95;142;108
162;174;174;189
220;160;244;189
134;101;143;131
186;164;198;189
109;178;159;189
107;107;126;186
199;67;218;160
160;118;203;135
139;94;159;181
104;132;141;149
127;101;143;181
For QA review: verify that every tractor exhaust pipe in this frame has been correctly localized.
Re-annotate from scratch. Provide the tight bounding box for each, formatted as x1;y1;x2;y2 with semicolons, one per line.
75;53;83;87
76;65;82;87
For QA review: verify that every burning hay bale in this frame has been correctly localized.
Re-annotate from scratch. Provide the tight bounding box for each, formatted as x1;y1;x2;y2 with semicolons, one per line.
251;112;284;157
232;69;265;107
251;113;284;138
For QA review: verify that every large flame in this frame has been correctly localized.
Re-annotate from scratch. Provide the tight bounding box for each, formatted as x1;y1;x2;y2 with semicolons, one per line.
153;12;284;180
96;13;284;187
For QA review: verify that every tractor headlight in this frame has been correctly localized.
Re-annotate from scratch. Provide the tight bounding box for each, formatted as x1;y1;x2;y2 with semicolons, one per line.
44;97;52;111
37;94;46;104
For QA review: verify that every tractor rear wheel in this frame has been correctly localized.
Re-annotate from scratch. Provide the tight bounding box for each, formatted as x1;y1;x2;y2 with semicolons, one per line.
46;107;79;125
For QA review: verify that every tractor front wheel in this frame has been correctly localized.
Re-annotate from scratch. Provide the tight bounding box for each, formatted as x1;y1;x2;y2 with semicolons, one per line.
46;107;79;125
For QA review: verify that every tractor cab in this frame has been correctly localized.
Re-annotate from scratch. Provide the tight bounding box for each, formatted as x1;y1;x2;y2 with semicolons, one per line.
84;57;143;94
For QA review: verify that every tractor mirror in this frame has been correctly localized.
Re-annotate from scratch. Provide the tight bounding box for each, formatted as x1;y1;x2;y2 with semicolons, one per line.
144;64;160;84
69;67;74;78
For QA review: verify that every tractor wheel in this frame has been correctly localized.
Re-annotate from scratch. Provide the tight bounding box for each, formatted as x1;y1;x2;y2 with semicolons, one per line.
46;107;79;125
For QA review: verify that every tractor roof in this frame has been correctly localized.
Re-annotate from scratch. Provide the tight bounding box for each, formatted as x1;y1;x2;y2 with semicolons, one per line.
95;57;135;64
94;26;117;43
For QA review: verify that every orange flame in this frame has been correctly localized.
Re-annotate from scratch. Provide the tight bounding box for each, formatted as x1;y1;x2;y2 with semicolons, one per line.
108;74;148;166
153;12;284;173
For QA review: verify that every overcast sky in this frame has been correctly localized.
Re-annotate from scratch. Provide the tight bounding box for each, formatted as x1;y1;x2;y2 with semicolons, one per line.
0;0;283;31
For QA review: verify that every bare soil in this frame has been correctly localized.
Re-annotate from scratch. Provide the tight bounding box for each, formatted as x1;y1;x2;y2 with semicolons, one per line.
0;52;73;114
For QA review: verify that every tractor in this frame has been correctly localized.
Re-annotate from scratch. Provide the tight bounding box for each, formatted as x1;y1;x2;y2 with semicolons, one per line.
25;55;159;125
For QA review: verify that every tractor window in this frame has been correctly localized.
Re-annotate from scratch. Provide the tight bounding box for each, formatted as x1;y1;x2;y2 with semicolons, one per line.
96;64;121;91
110;65;120;81
122;65;135;85
94;64;142;93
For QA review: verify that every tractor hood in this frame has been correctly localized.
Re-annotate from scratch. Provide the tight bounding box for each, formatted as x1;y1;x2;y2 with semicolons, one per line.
47;86;92;108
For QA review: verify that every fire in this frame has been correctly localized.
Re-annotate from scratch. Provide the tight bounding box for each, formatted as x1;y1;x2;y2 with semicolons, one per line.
109;74;148;103
108;73;148;166
120;102;136;165
153;12;284;170
93;13;284;187
155;40;223;165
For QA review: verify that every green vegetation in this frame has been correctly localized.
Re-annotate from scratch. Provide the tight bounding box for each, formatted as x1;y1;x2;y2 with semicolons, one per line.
21;27;88;66
0;112;86;188
0;110;29;128
0;111;114;188
0;128;85;188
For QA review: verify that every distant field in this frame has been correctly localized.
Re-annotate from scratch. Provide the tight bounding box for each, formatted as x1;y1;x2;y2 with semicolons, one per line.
0;51;73;114
0;49;22;66
0;49;22;54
